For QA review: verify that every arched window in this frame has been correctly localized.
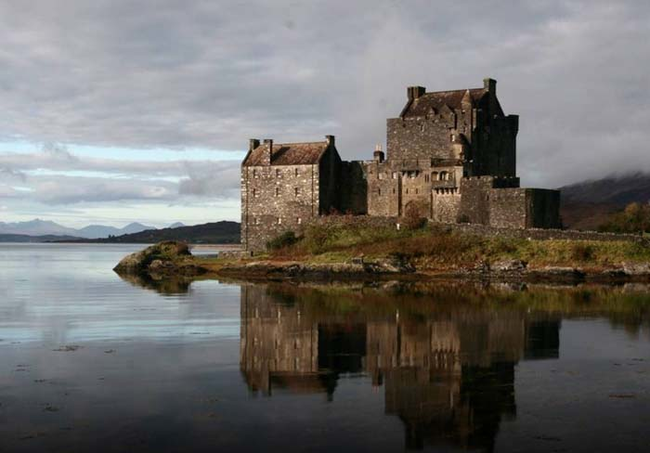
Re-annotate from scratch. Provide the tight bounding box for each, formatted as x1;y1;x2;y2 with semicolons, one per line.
439;171;448;181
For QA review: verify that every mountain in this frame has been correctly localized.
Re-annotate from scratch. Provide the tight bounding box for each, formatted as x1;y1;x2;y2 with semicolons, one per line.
77;222;155;238
560;172;650;230
0;219;156;239
78;221;240;244
0;219;78;237
169;222;185;228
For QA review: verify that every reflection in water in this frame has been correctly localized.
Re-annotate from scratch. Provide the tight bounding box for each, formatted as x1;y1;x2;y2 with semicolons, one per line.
239;284;562;451
6;241;647;453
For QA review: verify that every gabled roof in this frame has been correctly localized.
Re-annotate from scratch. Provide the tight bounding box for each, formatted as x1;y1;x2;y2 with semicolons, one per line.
243;141;330;166
401;88;487;118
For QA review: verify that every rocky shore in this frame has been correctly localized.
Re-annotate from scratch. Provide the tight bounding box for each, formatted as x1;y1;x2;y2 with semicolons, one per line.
114;241;650;284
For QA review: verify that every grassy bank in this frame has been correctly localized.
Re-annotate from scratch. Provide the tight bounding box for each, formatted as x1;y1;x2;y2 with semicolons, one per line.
261;222;650;272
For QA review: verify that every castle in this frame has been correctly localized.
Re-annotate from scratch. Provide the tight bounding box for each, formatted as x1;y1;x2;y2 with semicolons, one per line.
241;78;560;250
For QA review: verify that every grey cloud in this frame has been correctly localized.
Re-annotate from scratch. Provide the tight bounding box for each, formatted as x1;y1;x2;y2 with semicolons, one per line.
0;0;648;188
0;146;241;204
0;166;26;182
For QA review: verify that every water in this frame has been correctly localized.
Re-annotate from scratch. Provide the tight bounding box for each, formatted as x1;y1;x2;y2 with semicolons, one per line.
1;244;650;452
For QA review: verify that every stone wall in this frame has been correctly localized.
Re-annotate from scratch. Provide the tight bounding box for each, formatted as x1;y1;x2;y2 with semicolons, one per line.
241;164;319;250
457;177;495;225
431;192;461;222
445;222;649;245
387;115;464;162
488;188;528;228
338;161;368;214
526;189;561;229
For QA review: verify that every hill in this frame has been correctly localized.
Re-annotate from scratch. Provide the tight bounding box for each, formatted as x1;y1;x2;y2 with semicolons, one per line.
560;173;650;230
0;219;155;239
81;221;240;244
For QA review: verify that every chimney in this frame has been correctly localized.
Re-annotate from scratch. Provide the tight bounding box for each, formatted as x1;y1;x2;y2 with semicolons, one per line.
262;139;273;165
407;86;426;100
325;135;335;147
483;78;496;95
248;138;260;152
373;144;385;163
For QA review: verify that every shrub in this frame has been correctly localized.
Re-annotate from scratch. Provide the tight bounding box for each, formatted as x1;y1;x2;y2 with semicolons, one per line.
599;202;650;234
266;231;299;251
402;201;428;230
571;243;595;262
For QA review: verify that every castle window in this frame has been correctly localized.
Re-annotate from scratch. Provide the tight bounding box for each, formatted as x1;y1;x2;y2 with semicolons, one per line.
405;188;409;194
252;188;257;197
295;168;299;177
254;218;260;225
432;171;438;181
295;187;300;196
439;171;448;181
425;174;430;182
450;134;455;142
277;217;282;225
419;123;425;132
275;187;280;197
378;173;384;180
415;189;419;194
392;172;398;179
378;188;381;196
253;169;258;178
276;168;281;177
297;217;302;225
392;188;396;194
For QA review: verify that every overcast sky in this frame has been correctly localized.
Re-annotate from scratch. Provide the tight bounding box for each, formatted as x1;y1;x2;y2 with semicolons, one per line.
0;0;649;227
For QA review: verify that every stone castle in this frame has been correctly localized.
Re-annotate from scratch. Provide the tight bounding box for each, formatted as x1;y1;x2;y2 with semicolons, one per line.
241;78;560;250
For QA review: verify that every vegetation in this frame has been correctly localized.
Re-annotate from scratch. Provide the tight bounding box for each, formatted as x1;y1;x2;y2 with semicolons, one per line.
599;202;650;234
266;230;299;250
266;221;650;270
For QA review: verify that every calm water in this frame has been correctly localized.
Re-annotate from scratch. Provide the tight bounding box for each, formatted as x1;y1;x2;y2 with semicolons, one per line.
1;244;650;452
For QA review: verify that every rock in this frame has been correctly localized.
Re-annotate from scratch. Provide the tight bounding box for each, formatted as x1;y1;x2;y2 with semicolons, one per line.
492;259;527;272
527;266;585;280
113;241;192;275
622;262;650;276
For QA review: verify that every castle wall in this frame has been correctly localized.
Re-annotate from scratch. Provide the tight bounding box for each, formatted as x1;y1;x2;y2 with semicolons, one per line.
318;146;340;214
241;163;319;250
526;189;561;229
431;192;461;223
457;177;495;225
338;161;368;214
387;109;474;162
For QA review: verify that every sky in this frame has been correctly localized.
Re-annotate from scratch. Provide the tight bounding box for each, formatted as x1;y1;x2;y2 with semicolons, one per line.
0;0;649;228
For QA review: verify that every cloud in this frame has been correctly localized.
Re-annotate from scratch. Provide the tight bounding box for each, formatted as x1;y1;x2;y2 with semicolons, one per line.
0;0;648;192
0;145;241;205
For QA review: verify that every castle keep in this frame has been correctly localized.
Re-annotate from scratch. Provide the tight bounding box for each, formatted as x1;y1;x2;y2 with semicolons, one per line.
241;78;560;250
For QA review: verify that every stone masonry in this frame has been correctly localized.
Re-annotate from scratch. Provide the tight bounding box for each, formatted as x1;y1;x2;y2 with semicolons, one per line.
241;78;561;250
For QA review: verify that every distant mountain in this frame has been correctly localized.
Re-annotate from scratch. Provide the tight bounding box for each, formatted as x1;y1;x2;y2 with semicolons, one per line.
77;222;155;238
169;222;185;229
76;221;240;244
560;172;650;230
0;219;155;239
0;219;78;237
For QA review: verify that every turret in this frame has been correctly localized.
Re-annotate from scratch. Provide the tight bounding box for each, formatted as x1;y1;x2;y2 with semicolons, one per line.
373;144;385;163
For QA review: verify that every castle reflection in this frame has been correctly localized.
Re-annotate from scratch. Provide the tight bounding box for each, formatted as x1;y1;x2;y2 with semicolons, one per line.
240;284;560;451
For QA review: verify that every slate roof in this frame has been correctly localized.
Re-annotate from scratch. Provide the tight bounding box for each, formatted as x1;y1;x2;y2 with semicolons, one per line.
401;88;487;118
243;141;329;166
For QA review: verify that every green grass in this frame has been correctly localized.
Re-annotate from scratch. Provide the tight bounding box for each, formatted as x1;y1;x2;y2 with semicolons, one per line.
267;223;650;270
